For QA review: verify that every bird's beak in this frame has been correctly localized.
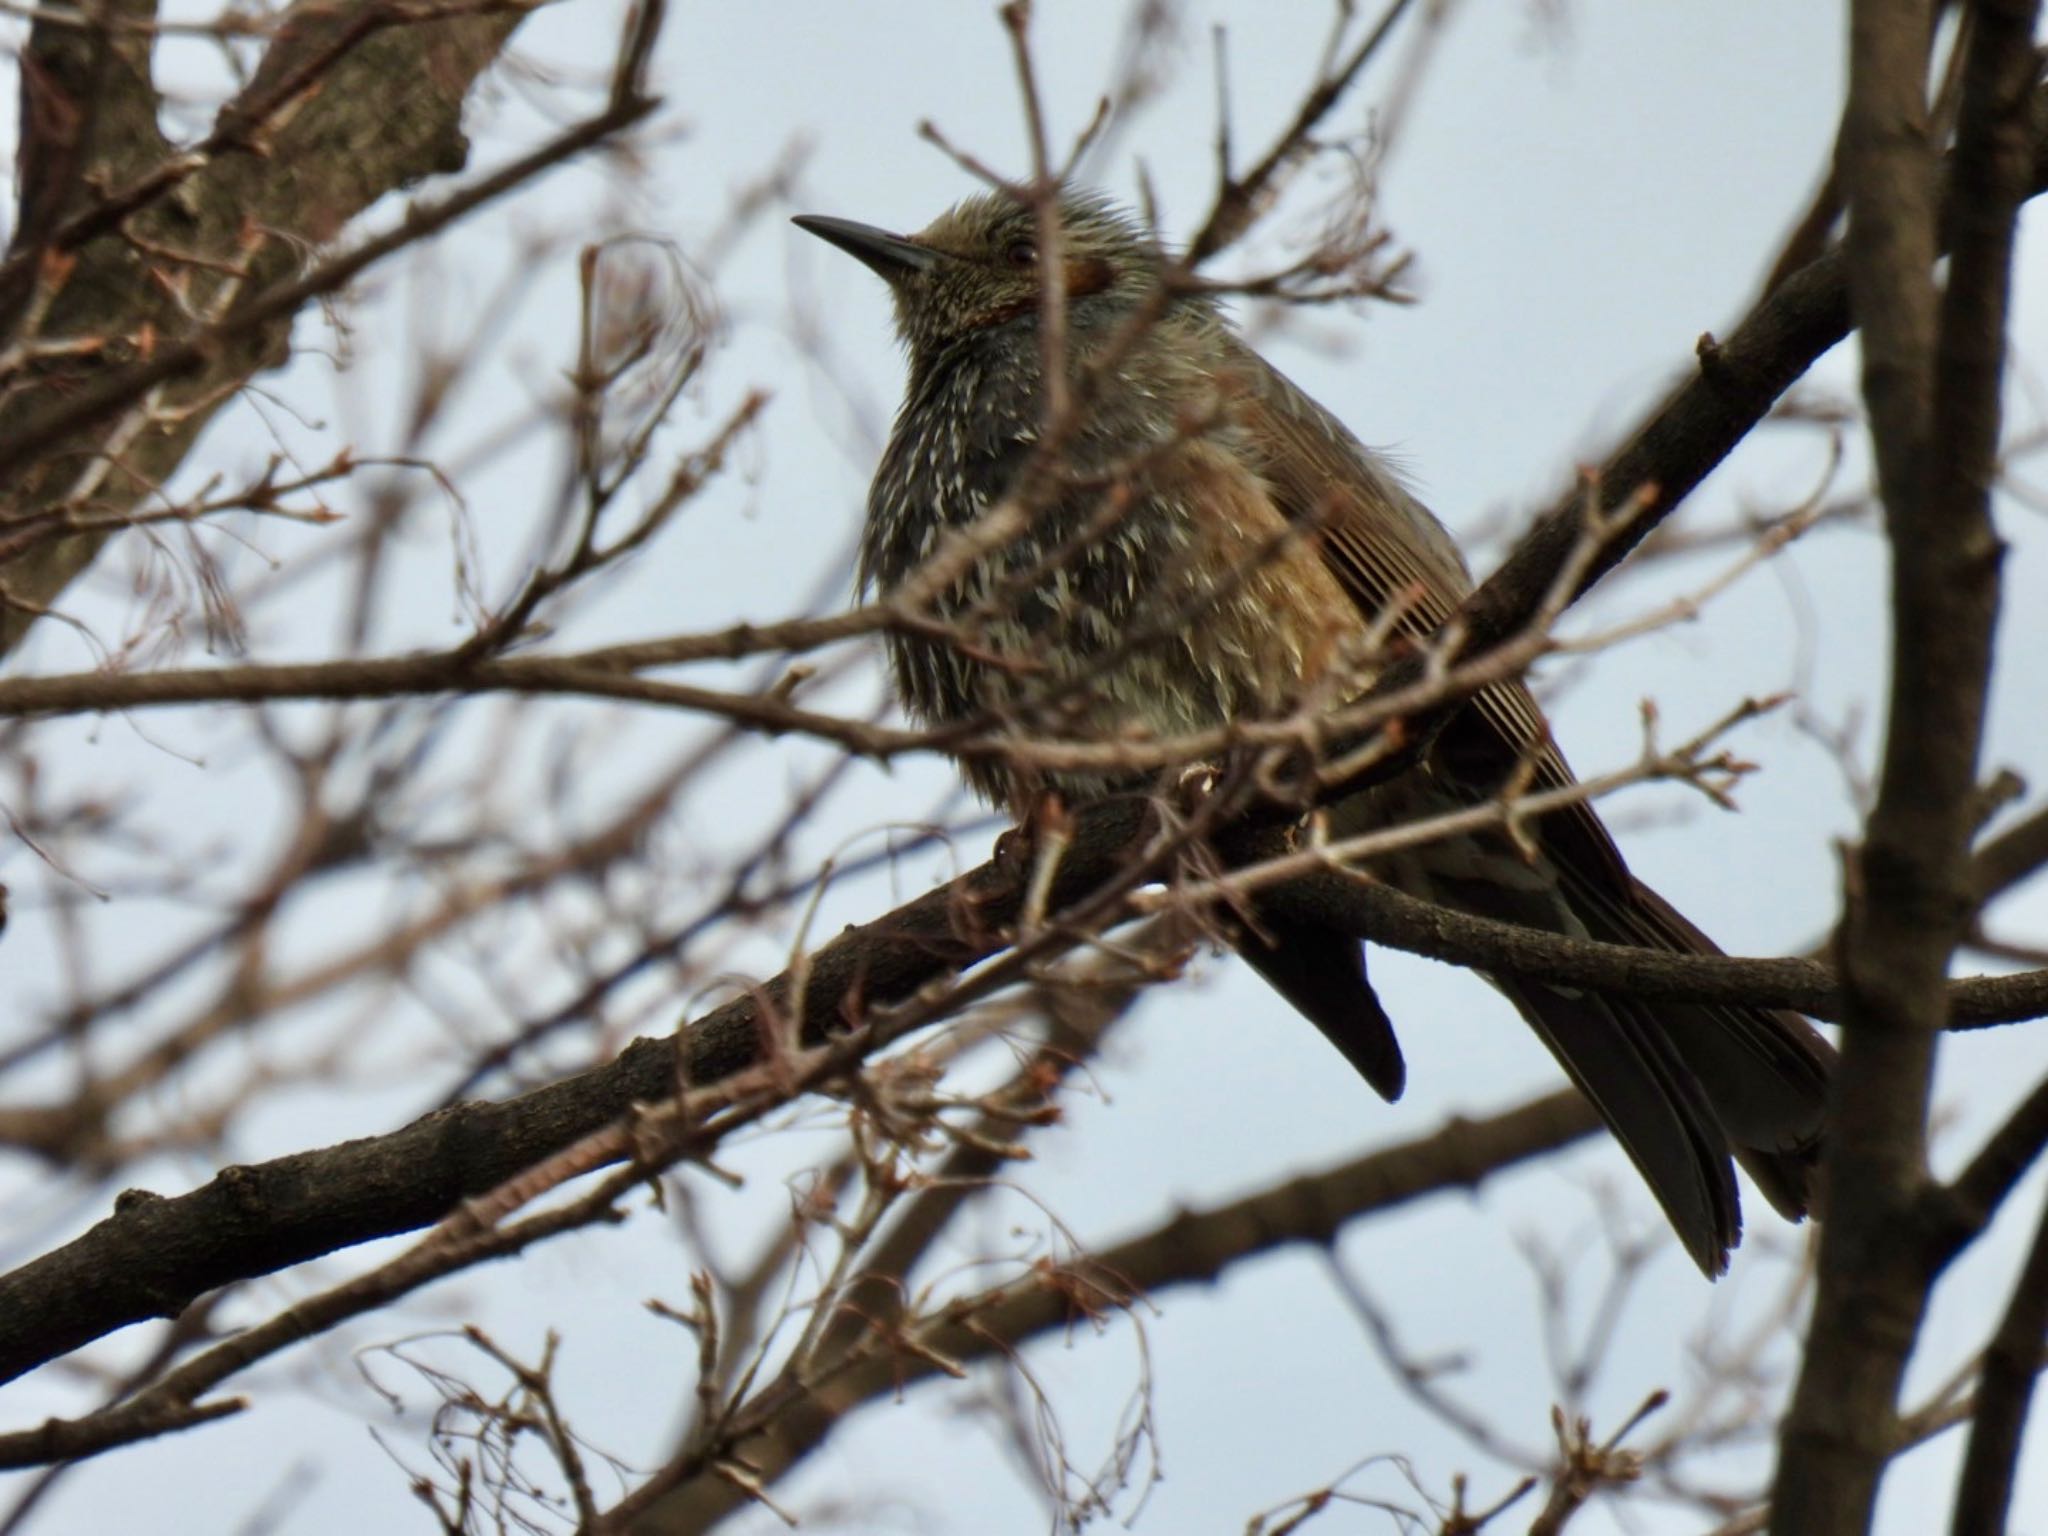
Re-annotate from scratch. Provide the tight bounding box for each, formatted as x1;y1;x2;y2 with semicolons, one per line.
792;214;941;281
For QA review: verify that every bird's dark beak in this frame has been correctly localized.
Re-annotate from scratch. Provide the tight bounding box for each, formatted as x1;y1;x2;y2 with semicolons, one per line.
792;214;941;282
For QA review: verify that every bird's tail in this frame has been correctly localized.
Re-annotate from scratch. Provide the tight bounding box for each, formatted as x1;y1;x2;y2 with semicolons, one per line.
1580;875;1834;1221
1482;868;1834;1276
1485;971;1743;1273
1238;910;1407;1102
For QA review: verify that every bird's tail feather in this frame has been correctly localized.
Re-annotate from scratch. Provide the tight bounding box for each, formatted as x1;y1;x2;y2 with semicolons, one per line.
1553;870;1834;1221
1238;911;1407;1102
1488;976;1742;1275
1360;826;1830;1274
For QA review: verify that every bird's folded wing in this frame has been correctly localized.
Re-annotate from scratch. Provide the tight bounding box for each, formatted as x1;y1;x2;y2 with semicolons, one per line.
1223;342;1636;899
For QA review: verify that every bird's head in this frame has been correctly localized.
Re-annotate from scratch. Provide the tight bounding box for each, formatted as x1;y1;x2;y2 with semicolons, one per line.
793;189;1167;365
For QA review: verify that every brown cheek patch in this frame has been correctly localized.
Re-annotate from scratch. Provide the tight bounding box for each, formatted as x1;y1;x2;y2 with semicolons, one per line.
1063;255;1115;298
973;257;1118;330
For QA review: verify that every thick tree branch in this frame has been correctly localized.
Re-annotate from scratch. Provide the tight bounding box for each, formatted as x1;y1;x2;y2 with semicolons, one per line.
1773;6;2037;1535
1248;866;2048;1030
3;775;2037;1391
612;1089;1599;1535
0;0;558;655
0;69;659;493
0;797;1174;1386
11;0;167;261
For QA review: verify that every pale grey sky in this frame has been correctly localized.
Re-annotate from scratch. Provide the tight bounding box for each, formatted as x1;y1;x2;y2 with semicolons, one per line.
2;4;2044;1534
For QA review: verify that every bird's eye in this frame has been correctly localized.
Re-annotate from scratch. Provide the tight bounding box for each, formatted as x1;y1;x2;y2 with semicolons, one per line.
1004;239;1037;268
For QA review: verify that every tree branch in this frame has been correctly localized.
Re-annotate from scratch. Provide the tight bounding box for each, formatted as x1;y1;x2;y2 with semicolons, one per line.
610;1089;1599;1534
1773;5;2037;1533
1973;799;2048;909
1945;1072;2048;1245
1247;866;2048;1030
2;62;2043;1421
1947;1182;2048;1536
0;0;563;654
0;796;1160;1386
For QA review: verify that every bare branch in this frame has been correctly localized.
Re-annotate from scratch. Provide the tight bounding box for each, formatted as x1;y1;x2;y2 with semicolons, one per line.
1773;4;2038;1532
1947;1185;2048;1536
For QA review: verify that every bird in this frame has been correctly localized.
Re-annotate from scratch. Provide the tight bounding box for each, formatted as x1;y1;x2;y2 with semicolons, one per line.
794;188;1835;1276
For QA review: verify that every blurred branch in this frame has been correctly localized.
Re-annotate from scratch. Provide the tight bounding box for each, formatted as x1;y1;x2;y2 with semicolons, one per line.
1947;1184;2048;1536
1972;800;2048;908
1944;1073;2048;1245
0;732;718;1168
0;28;661;491
0;962;1584;1476
6;83;2048;775
625;920;1193;1529
0;793;1165;1386
1700;1337;2048;1536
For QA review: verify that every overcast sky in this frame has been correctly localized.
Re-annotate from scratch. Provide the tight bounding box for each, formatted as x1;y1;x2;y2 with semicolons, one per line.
3;3;2046;1533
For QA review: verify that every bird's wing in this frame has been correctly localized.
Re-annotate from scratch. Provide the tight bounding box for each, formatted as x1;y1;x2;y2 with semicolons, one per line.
1218;336;1635;897
1225;338;1833;1212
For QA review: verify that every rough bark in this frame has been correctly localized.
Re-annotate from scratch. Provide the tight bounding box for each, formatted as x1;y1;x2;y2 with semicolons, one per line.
0;0;532;655
1770;4;2038;1533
